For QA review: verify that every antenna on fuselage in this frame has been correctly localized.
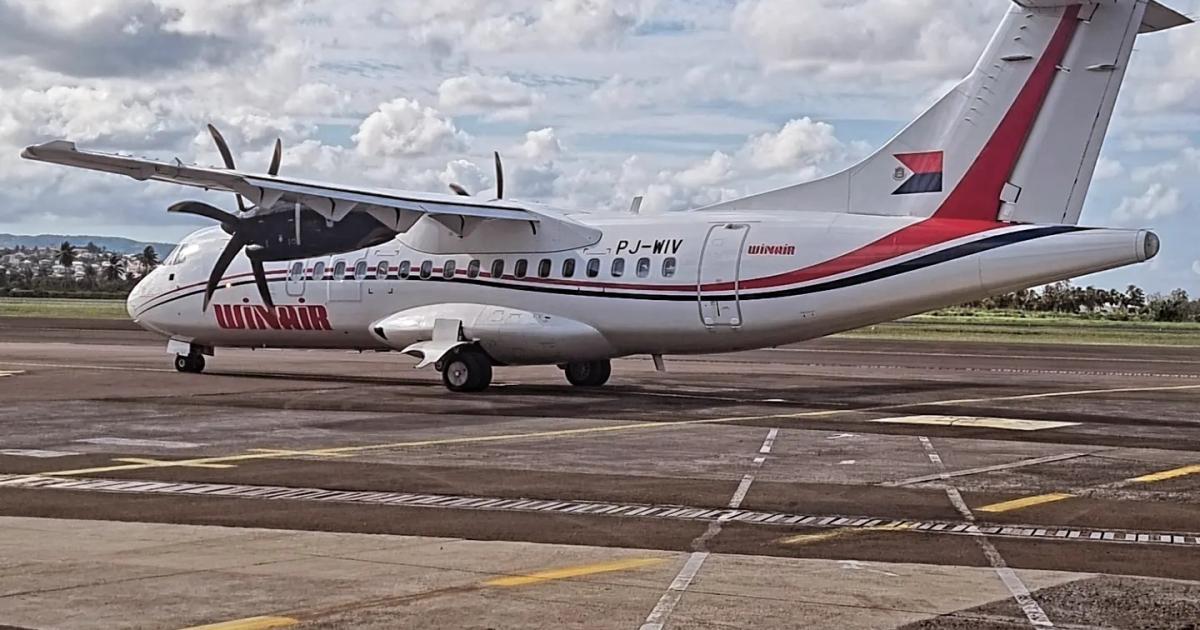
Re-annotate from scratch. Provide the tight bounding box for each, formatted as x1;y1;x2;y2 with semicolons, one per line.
628;196;643;216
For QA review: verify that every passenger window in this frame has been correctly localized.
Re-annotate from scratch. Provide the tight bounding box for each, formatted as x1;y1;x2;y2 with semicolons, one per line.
663;257;677;278
562;259;576;278
538;259;552;278
333;260;347;281
311;261;326;280
515;259;528;279
491;259;505;278
420;261;433;279
586;258;600;278
398;260;411;279
443;260;457;279
354;261;368;281
289;262;304;281
611;258;625;278
468;260;481;278
636;257;651;278
377;261;389;278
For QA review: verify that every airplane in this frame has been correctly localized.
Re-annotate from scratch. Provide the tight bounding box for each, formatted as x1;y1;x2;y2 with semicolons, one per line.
20;0;1191;393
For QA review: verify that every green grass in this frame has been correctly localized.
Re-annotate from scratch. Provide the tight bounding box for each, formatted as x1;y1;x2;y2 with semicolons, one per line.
0;297;129;320
840;312;1200;347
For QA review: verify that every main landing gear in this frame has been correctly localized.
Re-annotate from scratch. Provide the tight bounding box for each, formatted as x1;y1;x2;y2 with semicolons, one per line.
440;346;493;393
174;352;206;374
563;360;611;388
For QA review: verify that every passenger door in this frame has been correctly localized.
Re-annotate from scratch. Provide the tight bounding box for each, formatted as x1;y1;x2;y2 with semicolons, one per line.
329;258;364;302
697;224;750;327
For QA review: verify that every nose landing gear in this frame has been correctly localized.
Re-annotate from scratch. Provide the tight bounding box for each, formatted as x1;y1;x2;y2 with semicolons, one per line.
174;352;206;374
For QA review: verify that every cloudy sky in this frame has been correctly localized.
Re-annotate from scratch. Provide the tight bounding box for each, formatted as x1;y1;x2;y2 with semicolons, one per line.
1;0;1197;292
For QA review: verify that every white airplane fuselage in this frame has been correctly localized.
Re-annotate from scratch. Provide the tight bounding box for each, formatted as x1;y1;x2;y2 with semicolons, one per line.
128;210;1157;365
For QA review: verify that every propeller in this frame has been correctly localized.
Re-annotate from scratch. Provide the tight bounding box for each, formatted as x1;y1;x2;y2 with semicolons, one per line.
448;151;505;199
178;124;286;311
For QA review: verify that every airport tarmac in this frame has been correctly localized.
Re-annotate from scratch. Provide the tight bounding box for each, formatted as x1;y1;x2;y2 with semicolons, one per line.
1;317;1199;629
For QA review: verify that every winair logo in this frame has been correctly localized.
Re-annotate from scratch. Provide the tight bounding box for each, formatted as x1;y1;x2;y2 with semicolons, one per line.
747;244;796;256
214;304;332;331
892;151;944;195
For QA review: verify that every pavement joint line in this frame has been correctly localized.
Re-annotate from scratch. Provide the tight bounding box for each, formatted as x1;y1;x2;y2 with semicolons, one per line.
26;382;1200;479
882;452;1096;487
2;473;1198;549
918;436;1054;628
639;427;779;630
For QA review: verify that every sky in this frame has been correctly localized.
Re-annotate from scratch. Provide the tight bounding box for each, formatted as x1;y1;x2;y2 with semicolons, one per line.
0;0;1197;293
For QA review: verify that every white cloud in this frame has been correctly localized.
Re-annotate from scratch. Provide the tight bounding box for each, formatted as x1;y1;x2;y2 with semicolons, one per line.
513;128;563;161
1094;157;1124;181
1112;183;1184;224
1131;161;1180;184
1193;260;1200;276
675;151;735;188
438;75;542;121
352;98;469;158
741;117;844;173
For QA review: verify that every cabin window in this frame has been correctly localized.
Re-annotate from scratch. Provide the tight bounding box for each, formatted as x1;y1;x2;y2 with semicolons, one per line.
376;261;389;278
491;259;505;278
538;259;552;278
288;262;304;281
443;260;457;279
420;261;433;279
636;257;651;278
398;260;411;279
333;260;347;281
562;259;576;278
611;258;625;278
515;259;528;279
311;261;326;280
662;257;677;278
354;261;368;281
586;258;601;278
468;260;481;278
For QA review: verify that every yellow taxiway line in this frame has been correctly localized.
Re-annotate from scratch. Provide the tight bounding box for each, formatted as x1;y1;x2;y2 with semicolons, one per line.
179;616;298;630
976;493;1075;514
485;557;665;587
1128;464;1200;483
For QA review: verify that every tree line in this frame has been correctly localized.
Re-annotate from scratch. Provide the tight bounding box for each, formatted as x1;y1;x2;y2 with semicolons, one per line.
962;281;1200;323
0;242;160;298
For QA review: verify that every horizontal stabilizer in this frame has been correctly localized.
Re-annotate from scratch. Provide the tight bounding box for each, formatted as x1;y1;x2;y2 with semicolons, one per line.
1014;0;1192;33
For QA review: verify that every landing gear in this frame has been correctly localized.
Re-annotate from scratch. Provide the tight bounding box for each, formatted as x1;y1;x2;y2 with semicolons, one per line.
174;352;205;374
441;346;493;393
564;360;611;387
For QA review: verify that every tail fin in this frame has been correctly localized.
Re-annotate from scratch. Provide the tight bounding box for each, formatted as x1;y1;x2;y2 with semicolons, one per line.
703;0;1192;225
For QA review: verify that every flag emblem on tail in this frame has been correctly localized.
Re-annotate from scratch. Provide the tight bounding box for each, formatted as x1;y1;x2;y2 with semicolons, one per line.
892;151;943;195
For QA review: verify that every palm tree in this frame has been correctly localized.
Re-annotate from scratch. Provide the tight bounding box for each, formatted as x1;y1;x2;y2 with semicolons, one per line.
140;246;159;270
58;241;75;267
104;254;124;282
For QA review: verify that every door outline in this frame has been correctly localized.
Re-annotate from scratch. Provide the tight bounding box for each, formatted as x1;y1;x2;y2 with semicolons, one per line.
285;260;305;298
697;223;750;327
329;257;364;302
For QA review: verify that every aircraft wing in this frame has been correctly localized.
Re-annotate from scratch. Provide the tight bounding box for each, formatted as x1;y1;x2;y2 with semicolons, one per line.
21;140;555;228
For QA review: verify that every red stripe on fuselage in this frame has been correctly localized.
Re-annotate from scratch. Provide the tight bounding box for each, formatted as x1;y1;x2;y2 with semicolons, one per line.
934;5;1082;221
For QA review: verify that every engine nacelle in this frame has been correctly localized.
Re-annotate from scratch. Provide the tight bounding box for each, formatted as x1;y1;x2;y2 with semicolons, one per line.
371;304;616;366
244;208;398;261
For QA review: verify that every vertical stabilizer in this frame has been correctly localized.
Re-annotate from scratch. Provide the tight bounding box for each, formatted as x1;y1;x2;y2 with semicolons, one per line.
701;1;1191;226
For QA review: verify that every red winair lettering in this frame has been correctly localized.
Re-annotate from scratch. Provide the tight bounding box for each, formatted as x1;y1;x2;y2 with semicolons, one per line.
747;244;797;256
214;305;333;331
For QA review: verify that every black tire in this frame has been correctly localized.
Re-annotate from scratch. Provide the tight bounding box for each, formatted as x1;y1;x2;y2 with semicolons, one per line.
174;354;205;374
564;360;611;387
441;347;493;393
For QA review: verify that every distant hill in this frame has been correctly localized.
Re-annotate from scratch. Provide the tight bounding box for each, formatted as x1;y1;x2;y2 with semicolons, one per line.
0;234;176;255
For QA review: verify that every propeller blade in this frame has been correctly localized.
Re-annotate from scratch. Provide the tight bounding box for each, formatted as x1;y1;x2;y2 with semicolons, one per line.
268;138;283;176
168;201;240;228
203;233;246;312
448;183;471;197
493;151;504;199
248;254;275;310
206;123;247;212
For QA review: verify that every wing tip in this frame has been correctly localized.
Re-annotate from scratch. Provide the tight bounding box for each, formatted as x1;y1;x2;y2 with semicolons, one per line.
21;140;77;161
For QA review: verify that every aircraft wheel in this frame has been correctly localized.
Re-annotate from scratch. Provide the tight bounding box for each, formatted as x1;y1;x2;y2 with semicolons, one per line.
442;347;493;393
564;360;611;387
174;353;205;374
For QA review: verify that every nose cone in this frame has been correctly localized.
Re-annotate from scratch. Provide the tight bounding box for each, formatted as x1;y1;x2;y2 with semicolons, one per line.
126;274;150;322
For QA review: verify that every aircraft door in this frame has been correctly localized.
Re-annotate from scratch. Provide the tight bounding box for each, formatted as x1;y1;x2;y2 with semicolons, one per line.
285;260;305;297
698;223;750;327
329;257;364;302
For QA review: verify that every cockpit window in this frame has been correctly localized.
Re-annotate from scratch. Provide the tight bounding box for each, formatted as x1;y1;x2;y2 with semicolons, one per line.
164;243;201;266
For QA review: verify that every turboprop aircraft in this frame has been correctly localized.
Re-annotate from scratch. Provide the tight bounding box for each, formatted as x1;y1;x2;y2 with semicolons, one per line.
20;0;1191;392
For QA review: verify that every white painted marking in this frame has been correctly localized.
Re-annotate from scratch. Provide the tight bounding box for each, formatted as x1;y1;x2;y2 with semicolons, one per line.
877;415;1080;432
728;474;755;510
762;398;788;403
0;370;24;378
918;435;1054;628
883;452;1093;487
839;460;857;465
759;428;779;453
639;552;709;630
76;437;203;449
828;433;858;440
0;449;78;458
753;456;766;465
839;560;899;577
